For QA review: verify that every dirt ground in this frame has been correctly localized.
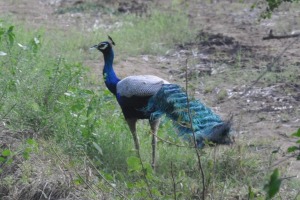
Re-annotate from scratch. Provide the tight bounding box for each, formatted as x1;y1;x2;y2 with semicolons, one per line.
0;0;299;191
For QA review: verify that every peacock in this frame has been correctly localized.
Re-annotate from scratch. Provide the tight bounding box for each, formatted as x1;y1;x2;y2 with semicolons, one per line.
91;37;232;168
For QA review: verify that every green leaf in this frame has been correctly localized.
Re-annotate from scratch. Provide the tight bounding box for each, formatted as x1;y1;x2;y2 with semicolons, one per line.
264;168;282;200
6;158;13;165
71;103;85;112
92;142;103;156
31;102;40;112
144;163;153;180
0;156;6;163
27;138;35;145
248;186;255;199
7;34;14;43
287;146;299;153
271;149;279;154
7;26;15;46
250;3;257;10
2;149;11;157
74;178;83;185
292;128;300;137
29;36;41;53
151;188;161;196
86;104;94;117
127;156;142;172
127;182;134;189
135;180;146;188
136;190;147;198
27;139;38;151
0;28;5;37
103;172;113;181
7;26;14;34
22;146;34;160
82;89;94;95
23;150;30;160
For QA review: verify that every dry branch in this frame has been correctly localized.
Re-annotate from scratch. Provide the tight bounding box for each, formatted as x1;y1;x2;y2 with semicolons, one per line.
263;30;300;40
185;58;206;200
170;162;177;200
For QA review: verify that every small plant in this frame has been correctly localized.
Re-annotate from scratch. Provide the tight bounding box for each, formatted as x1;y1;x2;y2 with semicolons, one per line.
252;0;300;19
247;129;300;200
217;88;228;102
264;168;282;200
126;156;160;199
0;149;13;173
203;84;214;94
287;128;300;160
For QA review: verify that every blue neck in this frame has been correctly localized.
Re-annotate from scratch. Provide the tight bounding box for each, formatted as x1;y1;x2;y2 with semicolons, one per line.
102;48;120;95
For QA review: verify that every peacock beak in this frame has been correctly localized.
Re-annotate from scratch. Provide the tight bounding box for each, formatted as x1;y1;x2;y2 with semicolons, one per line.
90;44;98;50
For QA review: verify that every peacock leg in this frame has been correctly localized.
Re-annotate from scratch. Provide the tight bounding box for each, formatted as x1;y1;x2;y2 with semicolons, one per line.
149;119;160;169
126;118;140;151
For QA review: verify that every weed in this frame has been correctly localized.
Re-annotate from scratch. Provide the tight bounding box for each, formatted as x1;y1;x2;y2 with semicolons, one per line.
217;88;228;102
203;84;215;94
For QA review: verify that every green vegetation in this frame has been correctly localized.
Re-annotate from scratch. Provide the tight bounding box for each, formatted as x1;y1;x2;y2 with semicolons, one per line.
0;5;299;199
110;11;194;55
253;0;300;19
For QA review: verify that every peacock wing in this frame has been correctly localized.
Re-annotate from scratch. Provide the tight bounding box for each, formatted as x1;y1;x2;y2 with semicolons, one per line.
117;75;170;97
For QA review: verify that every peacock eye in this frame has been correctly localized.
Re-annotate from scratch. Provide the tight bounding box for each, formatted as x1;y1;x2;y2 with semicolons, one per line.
98;43;108;50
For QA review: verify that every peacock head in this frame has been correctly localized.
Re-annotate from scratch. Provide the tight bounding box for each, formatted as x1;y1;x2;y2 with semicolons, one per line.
91;36;115;54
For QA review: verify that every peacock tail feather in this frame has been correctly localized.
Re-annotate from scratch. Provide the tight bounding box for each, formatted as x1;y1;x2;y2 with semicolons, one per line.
145;84;231;147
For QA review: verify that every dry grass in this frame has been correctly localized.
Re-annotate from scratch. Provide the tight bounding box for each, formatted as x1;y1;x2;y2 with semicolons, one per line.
0;128;107;200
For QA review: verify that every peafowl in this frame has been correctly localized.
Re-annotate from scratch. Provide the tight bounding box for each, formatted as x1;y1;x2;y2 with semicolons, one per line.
91;37;232;168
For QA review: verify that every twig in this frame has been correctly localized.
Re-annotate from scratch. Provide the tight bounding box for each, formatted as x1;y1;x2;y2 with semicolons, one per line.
242;34;300;96
293;190;300;200
151;131;194;148
39;182;49;200
43;57;63;108
0;103;17;120
170;162;177;200
263;30;300;40
281;175;298;181
185;58;206;200
50;146;99;195
84;153;129;200
136;149;154;200
270;154;298;168
211;147;218;200
0;85;7;103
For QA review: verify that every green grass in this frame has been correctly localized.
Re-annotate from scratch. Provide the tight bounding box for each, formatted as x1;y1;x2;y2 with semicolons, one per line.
0;8;299;199
109;11;194;55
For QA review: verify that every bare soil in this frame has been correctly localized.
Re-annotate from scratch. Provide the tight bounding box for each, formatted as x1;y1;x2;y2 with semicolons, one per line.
0;0;299;198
